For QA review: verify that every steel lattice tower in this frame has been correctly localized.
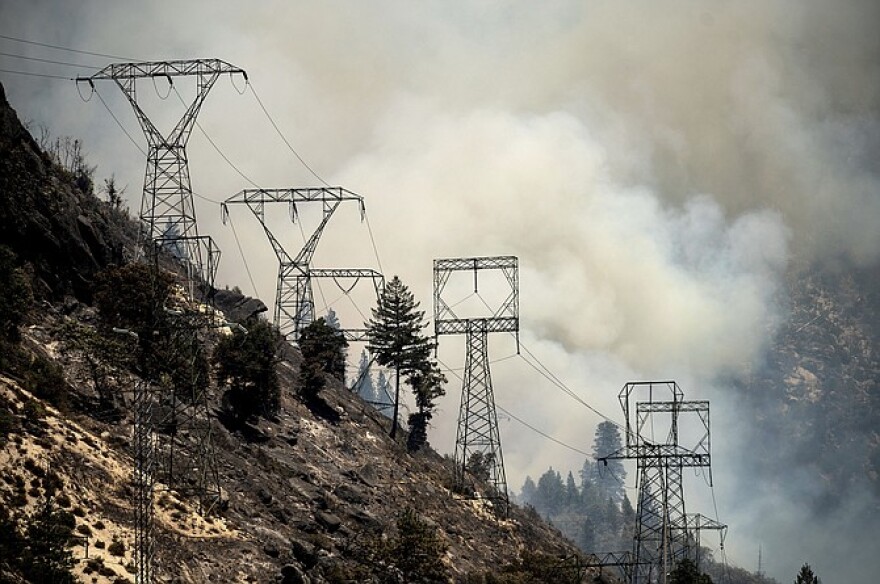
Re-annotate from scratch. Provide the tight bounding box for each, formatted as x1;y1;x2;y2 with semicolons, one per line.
78;60;245;282
79;60;244;583
600;381;711;584
222;188;384;340
131;379;154;584
433;256;519;514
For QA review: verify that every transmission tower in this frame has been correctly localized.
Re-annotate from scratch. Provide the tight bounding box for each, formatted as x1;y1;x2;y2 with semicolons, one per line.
433;256;519;514
686;513;727;572
78;60;245;284
79;60;244;583
598;381;711;584
222;187;384;340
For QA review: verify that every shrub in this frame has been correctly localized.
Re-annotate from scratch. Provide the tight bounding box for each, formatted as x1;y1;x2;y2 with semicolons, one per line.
378;508;448;583
298;318;348;401
108;538;125;556
23;354;69;412
0;245;33;343
214;318;283;424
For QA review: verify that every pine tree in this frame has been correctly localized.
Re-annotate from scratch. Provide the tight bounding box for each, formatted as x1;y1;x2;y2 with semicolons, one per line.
535;468;566;517
214;318;283;424
0;245;32;344
298;317;348;401
520;476;538;505
795;564;820;584
376;370;394;418
565;471;579;506
354;349;375;402
406;360;446;451
365;276;437;438
669;559;713;584
20;497;77;584
592;421;626;504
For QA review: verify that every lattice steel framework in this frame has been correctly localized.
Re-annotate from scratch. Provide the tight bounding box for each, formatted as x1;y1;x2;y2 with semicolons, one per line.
434;256;519;513
685;514;727;572
600;381;711;584
131;377;154;584
222;188;383;340
78;60;244;284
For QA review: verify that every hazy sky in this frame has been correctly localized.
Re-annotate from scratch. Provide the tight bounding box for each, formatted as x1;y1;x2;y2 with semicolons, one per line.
2;1;878;581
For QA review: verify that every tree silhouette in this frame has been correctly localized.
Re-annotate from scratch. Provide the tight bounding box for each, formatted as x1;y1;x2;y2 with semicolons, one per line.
795;563;820;584
366;276;436;438
298;317;348;401
214;318;283;424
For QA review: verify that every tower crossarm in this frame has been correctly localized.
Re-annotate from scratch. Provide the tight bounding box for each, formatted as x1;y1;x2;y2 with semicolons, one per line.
433;255;519;343
434;256;518;272
78;59;247;148
600;444;710;467
80;59;246;81
435;317;518;335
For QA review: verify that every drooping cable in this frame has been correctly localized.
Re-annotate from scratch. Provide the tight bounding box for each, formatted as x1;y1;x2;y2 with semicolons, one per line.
0;50;101;69
0;33;135;61
248;82;330;187
0;67;71;80
435;357;592;458
363;210;385;275
95;88;145;155
226;213;259;298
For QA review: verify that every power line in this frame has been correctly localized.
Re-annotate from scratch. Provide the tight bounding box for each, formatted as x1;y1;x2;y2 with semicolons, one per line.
496;403;591;457
248;82;330;187
0;50;101;69
0;67;70;80
226;213;259;298
0;33;135;61
94;88;145;155
436;357;591;458
517;349;623;429
174;86;262;190
472;292;622;428
363;210;385;275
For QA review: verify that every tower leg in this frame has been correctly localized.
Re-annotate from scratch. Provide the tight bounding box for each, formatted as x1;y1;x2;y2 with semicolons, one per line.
453;320;509;514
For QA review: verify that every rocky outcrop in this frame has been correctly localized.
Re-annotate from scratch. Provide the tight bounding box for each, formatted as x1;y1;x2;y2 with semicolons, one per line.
0;82;137;302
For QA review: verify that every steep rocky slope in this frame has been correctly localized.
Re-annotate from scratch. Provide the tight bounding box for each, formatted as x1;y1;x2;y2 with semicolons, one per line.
0;81;595;583
735;263;880;513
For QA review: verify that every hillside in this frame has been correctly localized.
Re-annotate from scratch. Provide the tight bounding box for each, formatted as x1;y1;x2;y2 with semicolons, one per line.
0;80;598;584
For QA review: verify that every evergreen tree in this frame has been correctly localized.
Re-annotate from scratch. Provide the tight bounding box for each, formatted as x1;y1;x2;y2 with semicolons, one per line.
365;276;437;438
20;497;77;584
0;245;32;344
298;317;348;401
669;559;713;584
565;471;579;506
214;318;283;424
382;508;449;583
95;263;209;400
406;360;446;451
535;468;566;517
795;564;820;584
325;307;341;330
376;370;394;418
591;421;626;504
520;476;537;505
354;349;375;402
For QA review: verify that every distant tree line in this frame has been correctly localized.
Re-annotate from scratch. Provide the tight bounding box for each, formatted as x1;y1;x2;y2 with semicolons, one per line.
519;421;635;553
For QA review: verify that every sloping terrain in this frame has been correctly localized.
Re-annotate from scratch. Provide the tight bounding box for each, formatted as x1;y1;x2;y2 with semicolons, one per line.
0;80;594;583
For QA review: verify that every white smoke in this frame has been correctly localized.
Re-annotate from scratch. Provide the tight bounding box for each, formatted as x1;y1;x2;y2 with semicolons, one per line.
1;1;878;580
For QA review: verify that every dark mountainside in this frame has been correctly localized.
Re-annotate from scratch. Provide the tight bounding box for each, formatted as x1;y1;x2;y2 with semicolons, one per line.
738;263;880;508
0;82;600;584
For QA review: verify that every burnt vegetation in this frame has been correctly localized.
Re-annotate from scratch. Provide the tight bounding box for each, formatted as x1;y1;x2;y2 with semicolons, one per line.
0;82;596;583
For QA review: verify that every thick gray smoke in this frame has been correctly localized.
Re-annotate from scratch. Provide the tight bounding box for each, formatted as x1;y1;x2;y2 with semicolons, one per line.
2;1;878;581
